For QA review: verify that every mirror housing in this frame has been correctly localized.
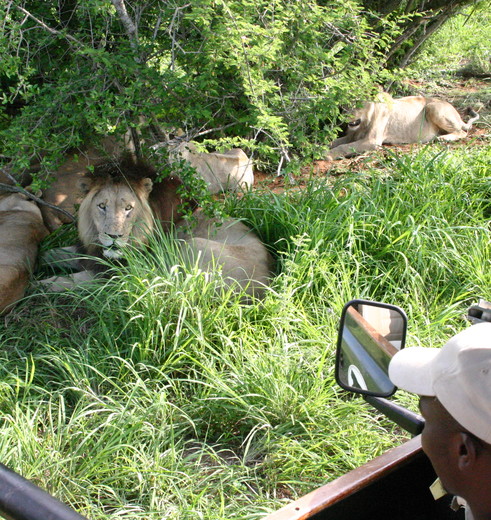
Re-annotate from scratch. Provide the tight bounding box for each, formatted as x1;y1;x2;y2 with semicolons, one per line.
335;299;407;397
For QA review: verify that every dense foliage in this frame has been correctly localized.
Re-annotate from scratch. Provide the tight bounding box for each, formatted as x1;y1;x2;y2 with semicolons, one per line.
1;0;482;178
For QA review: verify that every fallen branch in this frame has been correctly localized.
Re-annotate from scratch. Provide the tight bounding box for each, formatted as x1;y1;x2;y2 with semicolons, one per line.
0;181;75;222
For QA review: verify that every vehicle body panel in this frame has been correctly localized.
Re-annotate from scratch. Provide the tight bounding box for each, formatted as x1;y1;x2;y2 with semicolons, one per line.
264;436;463;520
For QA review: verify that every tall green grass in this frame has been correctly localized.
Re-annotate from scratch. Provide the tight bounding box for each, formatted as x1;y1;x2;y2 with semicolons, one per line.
0;144;489;519
410;5;491;78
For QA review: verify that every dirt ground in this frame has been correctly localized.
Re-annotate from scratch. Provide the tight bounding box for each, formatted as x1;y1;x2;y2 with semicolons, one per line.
253;78;491;193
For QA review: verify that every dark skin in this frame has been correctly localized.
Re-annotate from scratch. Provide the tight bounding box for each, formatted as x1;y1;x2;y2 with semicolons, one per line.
419;396;491;520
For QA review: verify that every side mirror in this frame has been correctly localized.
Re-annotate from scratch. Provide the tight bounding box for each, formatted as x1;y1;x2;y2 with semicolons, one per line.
335;300;407;397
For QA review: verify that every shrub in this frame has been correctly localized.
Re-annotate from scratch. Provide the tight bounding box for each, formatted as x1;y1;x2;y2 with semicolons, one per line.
1;0;401;177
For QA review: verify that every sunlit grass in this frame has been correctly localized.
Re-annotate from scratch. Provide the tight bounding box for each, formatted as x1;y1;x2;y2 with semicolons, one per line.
0;145;489;518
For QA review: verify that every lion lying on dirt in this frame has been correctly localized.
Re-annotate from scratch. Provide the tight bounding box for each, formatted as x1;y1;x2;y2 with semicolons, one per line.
0;192;49;314
40;159;272;299
326;94;479;160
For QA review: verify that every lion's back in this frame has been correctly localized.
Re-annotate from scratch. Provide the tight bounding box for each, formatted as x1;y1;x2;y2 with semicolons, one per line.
384;96;440;144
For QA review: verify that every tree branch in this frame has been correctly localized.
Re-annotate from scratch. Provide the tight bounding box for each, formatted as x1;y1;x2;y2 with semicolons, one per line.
1;166;23;186
14;5;83;48
0;175;75;223
110;0;139;53
399;14;450;68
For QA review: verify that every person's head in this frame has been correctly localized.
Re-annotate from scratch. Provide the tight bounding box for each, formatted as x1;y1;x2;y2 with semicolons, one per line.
388;322;491;518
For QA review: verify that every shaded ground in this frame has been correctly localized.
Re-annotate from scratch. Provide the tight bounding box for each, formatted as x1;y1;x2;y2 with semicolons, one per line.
254;79;491;193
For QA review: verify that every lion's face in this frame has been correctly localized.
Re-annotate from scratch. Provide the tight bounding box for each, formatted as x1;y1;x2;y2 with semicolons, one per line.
342;104;373;142
78;177;154;259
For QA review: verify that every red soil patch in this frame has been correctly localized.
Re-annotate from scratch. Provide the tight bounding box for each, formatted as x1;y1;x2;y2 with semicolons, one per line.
253;125;488;194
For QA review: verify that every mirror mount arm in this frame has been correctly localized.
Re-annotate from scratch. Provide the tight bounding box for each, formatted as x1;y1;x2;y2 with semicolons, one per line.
364;395;425;437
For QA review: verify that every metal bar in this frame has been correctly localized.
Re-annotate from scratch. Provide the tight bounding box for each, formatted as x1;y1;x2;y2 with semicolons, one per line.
364;395;425;436
0;463;89;520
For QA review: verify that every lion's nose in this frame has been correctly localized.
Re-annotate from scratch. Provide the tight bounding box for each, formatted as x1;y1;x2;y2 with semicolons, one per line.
107;233;123;240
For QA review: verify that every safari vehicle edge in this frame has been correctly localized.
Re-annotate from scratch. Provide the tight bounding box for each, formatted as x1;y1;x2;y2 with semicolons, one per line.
264;298;491;520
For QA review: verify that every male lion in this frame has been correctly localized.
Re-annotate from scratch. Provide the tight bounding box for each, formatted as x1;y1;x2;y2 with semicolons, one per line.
0;191;49;314
41;159;272;298
40;137;129;232
326;94;479;160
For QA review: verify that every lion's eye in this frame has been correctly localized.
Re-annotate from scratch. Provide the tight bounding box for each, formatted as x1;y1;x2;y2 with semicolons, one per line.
98;202;106;210
125;204;133;211
348;118;361;127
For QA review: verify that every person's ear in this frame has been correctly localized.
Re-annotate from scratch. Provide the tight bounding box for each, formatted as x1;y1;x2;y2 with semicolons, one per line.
455;432;478;472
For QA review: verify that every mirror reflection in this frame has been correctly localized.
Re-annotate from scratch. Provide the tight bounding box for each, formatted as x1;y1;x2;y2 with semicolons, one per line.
336;300;407;397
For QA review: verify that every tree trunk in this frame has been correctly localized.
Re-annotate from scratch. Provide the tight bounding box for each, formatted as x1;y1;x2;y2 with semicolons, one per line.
362;0;481;68
398;12;452;68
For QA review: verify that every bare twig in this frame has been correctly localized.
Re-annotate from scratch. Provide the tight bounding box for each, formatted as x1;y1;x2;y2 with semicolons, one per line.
14;5;83;48
324;21;356;44
193;122;239;139
152;11;163;42
277;148;294;182
166;3;191;69
1;166;22;186
150;122;245;155
253;128;293;179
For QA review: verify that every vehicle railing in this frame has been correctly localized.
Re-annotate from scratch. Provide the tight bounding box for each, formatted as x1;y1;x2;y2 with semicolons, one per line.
0;462;88;520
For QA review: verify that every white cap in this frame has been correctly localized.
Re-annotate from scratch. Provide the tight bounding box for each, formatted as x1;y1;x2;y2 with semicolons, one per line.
388;322;491;444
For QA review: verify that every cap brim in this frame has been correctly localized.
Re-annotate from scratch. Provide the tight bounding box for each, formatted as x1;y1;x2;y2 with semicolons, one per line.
388;347;439;396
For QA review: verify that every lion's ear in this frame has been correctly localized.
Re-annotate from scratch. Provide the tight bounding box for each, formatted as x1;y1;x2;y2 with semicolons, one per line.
141;178;153;194
78;176;94;195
